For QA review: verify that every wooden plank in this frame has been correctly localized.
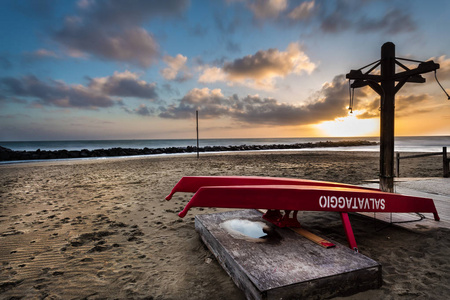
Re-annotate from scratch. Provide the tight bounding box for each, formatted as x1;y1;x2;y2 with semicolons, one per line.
196;209;382;300
443;147;449;178
399;152;443;159
357;211;450;231
257;209;335;248
289;227;335;248
359;180;450;226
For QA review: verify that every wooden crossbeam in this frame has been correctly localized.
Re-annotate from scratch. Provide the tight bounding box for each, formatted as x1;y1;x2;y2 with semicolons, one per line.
349;79;384;96
347;71;427;84
393;61;439;81
346;70;381;81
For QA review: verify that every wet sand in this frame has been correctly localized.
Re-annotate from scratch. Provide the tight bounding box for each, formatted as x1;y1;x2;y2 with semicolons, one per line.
1;151;449;299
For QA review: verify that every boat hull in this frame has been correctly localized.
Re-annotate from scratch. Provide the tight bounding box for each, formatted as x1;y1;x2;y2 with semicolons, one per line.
166;176;440;251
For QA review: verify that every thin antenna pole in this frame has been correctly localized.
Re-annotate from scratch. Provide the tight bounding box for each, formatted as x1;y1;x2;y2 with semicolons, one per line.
196;110;199;159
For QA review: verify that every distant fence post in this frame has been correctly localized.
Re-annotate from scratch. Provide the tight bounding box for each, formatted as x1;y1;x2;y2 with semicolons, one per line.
444;147;449;178
397;147;449;179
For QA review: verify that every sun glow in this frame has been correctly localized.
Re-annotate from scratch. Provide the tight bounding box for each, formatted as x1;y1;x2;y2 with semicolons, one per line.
316;112;379;137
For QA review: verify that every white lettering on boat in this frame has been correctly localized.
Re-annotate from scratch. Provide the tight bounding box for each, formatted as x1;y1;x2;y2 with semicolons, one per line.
319;196;385;211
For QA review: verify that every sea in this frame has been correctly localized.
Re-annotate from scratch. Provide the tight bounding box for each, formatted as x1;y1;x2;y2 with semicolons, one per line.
1;136;449;153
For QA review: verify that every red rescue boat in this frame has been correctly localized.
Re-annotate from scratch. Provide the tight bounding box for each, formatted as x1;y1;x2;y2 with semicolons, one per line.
166;176;440;251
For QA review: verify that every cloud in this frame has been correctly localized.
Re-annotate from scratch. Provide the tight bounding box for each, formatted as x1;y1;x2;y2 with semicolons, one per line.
0;75;115;108
0;55;12;70
161;83;180;96
226;40;241;53
288;1;315;21
356;9;416;34
161;75;350;126
0;71;158;109
198;42;316;89
396;94;432;116
52;0;189;67
88;70;157;100
124;104;154;116
159;88;230;119
135;104;154;116
160;54;192;82
231;95;311;125
189;24;208;37
434;55;450;80
354;98;379;119
11;0;58;19
198;67;228;83
236;0;416;35
249;0;287;19
318;0;352;33
55;25;159;67
353;89;435;119
30;49;59;58
224;43;315;79
318;1;416;35
229;0;314;23
23;49;60;63
75;0;188;27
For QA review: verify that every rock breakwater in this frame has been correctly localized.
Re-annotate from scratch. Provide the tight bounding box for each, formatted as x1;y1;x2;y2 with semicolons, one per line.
0;140;377;162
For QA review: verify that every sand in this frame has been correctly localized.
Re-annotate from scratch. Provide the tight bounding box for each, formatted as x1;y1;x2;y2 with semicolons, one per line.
0;151;449;299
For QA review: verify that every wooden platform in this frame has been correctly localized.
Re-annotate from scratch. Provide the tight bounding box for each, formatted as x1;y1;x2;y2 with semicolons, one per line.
195;209;381;300
360;178;450;231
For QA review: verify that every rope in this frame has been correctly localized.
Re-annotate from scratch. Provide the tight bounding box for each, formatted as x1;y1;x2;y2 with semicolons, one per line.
434;70;450;100
396;56;449;100
374;213;426;232
395;57;427;64
358;59;381;71
348;80;354;113
391;213;426;224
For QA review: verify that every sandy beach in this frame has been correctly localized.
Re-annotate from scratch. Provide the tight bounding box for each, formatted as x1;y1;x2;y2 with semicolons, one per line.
1;151;449;299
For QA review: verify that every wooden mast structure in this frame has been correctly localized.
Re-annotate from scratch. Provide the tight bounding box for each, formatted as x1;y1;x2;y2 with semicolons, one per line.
346;42;440;192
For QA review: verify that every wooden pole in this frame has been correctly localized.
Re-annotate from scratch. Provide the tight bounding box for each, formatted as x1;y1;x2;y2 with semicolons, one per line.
379;42;396;193
196;110;199;159
346;43;440;190
443;147;449;178
396;152;400;178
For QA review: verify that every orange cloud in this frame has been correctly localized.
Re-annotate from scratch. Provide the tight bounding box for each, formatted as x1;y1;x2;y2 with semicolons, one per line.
160;54;191;82
198;42;316;89
249;0;287;19
288;1;315;20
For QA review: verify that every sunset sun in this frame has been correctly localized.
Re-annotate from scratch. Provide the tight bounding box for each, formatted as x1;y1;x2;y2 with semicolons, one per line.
316;112;379;137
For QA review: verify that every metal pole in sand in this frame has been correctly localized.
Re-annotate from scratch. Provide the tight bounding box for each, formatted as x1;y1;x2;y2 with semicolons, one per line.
196;110;199;159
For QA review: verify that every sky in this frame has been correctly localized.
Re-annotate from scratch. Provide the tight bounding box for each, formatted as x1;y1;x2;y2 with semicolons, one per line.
1;0;450;141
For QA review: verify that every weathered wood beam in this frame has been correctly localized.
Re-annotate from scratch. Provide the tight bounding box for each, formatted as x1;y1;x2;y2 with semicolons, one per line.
346;42;441;192
347;70;425;83
403;75;426;83
392;61;440;80
346;70;381;81
394;77;408;94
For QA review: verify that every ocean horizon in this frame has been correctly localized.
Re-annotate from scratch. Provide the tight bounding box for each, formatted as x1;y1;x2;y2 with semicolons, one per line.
1;135;449;153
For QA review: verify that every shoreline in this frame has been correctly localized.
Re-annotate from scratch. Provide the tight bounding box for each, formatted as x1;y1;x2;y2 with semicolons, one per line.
0;140;377;162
